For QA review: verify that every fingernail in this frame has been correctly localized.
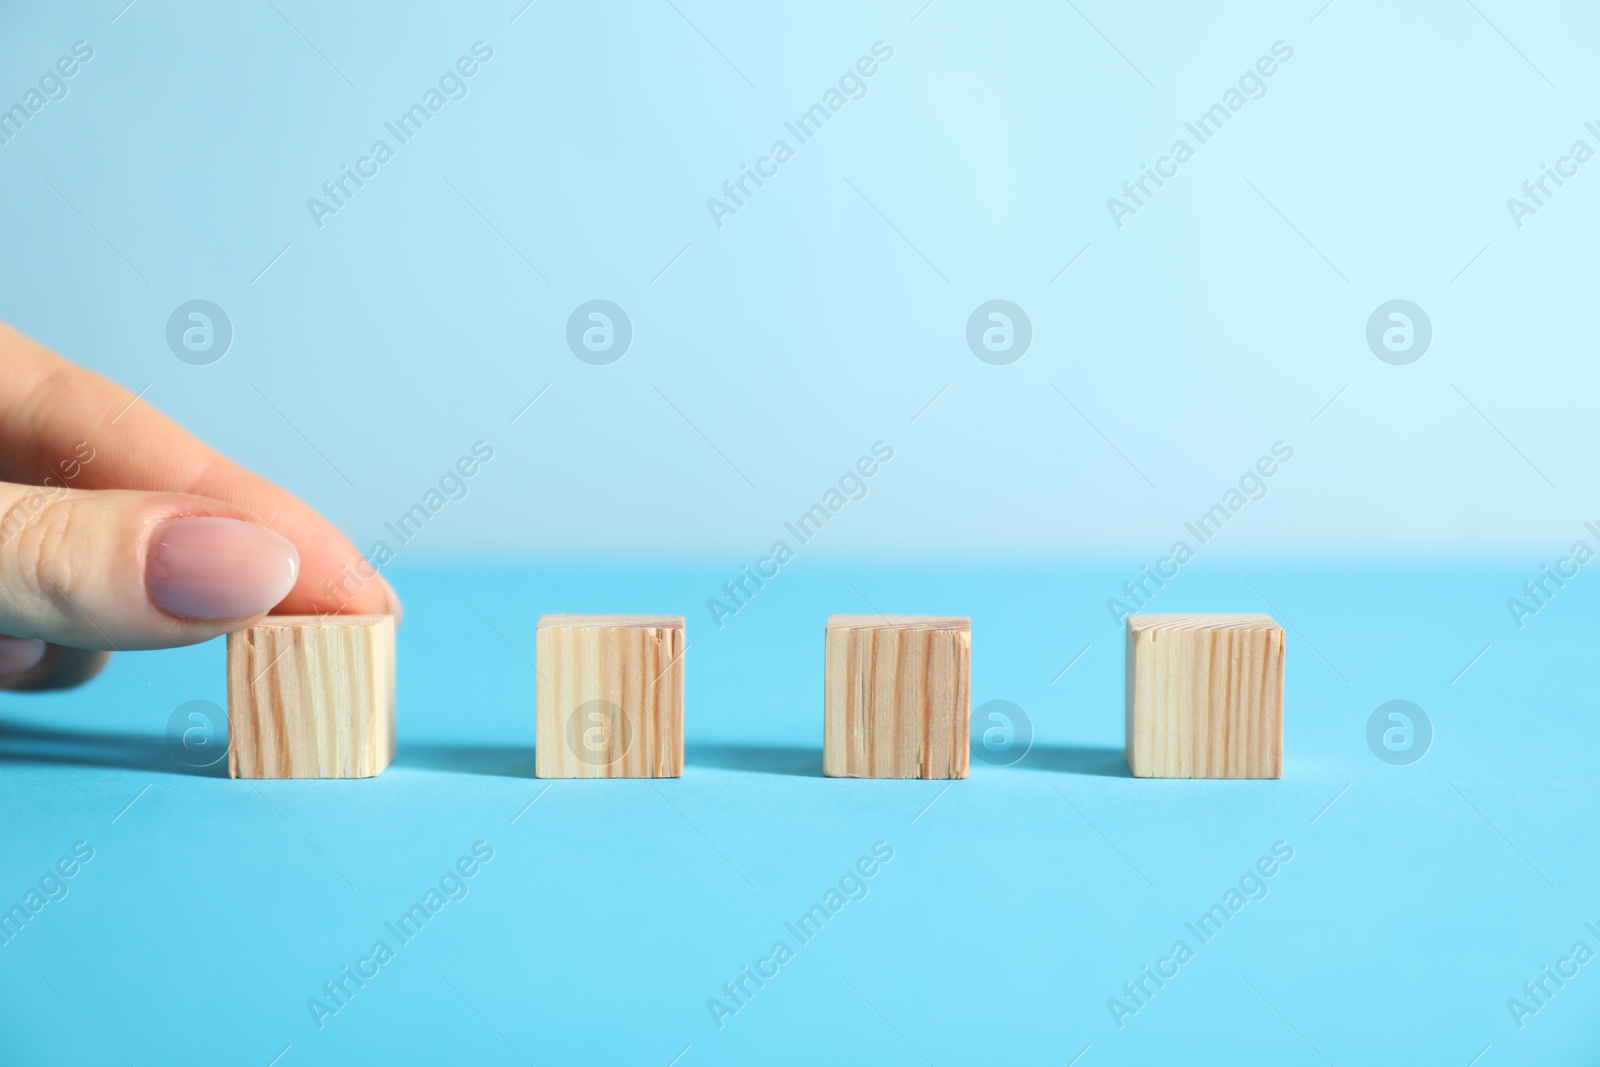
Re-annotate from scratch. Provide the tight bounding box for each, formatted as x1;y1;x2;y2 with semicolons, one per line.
381;577;404;625
0;636;46;676
147;517;300;621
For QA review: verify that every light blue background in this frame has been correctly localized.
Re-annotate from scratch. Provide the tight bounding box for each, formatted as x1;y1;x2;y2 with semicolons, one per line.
2;0;1598;1063
1;0;1594;556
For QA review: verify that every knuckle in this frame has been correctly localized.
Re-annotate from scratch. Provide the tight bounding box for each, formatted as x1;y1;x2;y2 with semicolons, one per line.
0;488;79;611
9;364;70;445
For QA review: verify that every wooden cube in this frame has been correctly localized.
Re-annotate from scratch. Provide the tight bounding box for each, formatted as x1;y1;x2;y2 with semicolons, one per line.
1125;614;1284;779
227;615;395;779
824;615;970;779
535;615;684;778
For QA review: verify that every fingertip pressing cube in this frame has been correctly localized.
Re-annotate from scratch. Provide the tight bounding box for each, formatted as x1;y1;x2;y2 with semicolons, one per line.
824;615;970;779
1125;614;1284;779
226;614;396;779
535;615;685;778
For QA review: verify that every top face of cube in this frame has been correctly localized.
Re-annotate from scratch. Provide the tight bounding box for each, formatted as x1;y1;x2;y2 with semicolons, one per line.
244;614;393;631
1127;614;1277;634
538;614;684;630
826;615;969;631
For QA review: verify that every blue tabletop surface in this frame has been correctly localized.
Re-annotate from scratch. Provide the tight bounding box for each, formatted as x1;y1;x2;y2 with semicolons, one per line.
0;560;1594;1065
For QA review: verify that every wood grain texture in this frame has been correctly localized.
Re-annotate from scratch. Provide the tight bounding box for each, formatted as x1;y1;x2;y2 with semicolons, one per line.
1125;614;1283;779
227;615;395;779
824;615;970;779
535;615;684;778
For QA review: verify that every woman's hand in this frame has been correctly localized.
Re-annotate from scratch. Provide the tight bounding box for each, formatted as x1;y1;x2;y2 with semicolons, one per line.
0;321;395;692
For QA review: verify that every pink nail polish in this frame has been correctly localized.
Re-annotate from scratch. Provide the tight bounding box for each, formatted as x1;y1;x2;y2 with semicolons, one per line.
147;517;300;621
0;636;46;676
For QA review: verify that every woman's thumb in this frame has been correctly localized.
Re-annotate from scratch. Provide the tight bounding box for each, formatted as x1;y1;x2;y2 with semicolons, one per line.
0;482;299;650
